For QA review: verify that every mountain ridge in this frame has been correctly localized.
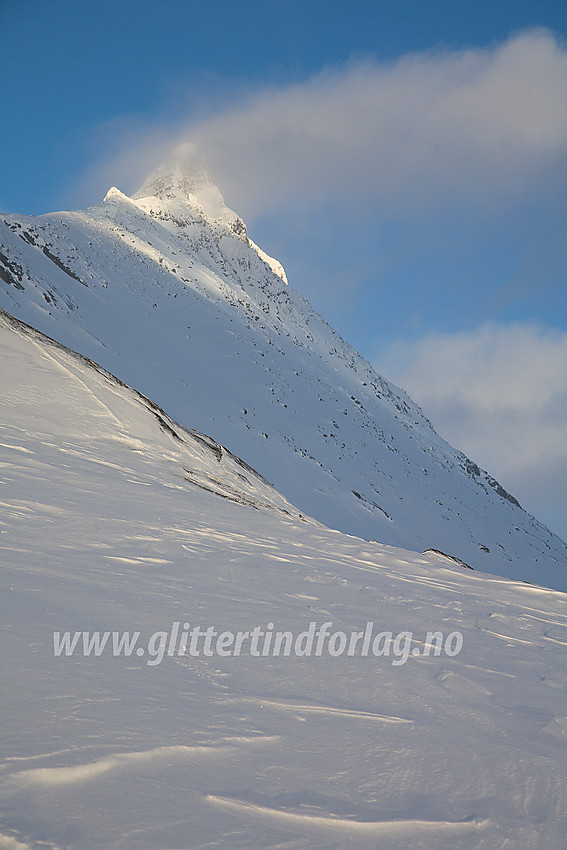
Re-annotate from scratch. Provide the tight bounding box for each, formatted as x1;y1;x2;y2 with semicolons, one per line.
1;148;565;589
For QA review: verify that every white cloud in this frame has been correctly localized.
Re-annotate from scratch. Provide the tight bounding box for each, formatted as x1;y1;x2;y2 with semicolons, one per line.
188;28;567;219
378;323;567;541
73;29;567;221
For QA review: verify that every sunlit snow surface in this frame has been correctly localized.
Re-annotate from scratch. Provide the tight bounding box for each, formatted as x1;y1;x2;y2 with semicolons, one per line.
2;314;567;848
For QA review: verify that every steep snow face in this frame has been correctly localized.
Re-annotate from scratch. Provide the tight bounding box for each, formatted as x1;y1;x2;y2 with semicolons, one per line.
2;312;567;849
0;152;566;589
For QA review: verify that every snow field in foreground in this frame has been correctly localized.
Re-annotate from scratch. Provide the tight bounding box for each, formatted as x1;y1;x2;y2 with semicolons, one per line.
1;315;567;849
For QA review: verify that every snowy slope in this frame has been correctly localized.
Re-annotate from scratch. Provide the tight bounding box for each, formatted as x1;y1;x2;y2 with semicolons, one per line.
1;312;567;850
0;145;565;589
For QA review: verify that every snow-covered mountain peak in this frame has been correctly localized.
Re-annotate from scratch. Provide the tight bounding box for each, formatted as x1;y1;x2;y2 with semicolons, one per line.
128;142;287;281
0;156;565;589
103;186;131;203
132;143;242;232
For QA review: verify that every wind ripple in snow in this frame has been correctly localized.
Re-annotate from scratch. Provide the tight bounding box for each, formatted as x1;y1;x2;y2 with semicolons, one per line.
235;696;412;724
205;794;489;839
4;745;234;789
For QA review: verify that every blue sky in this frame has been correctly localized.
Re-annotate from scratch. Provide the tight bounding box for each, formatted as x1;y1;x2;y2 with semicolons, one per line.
2;0;566;541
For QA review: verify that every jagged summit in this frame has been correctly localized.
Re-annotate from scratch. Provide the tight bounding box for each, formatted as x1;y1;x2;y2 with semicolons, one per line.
127;142;288;282
132;143;235;226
